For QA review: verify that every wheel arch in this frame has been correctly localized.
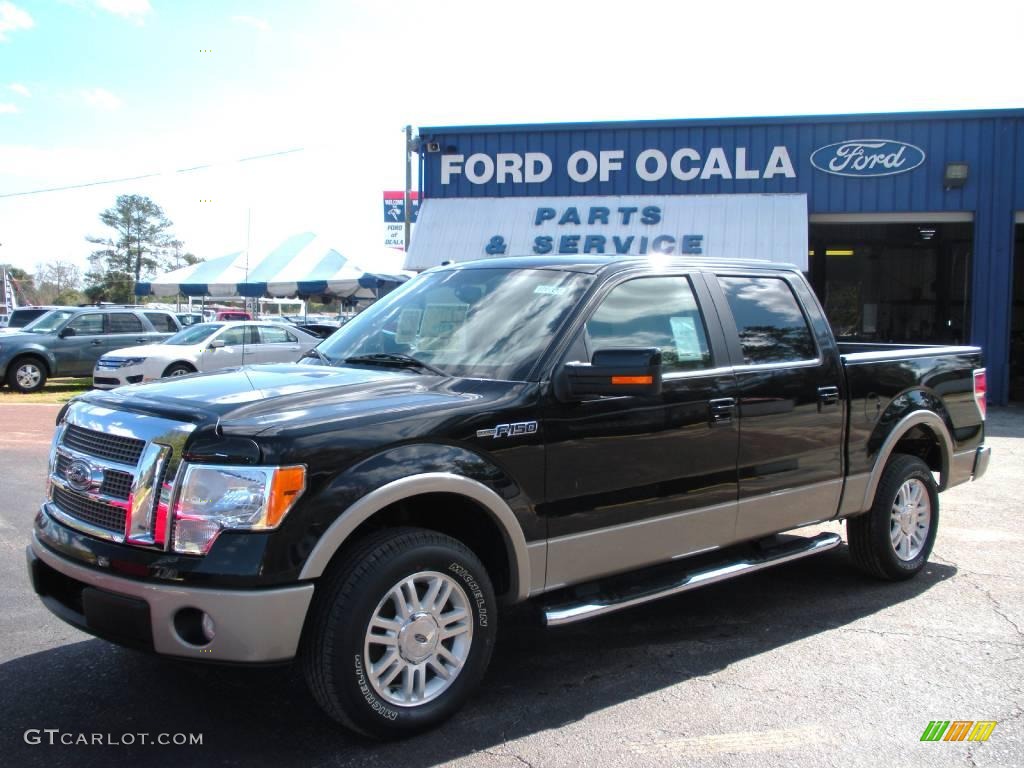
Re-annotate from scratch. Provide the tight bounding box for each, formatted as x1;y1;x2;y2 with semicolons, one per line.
298;472;532;603
161;360;197;377
9;348;54;375
860;410;953;512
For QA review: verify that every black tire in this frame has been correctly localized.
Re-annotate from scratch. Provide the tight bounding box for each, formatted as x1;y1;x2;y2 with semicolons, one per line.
162;362;195;378
847;454;939;581
302;527;497;739
7;356;48;394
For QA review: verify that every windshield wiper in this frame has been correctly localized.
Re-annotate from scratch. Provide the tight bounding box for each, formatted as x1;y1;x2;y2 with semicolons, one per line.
343;353;447;376
302;347;333;365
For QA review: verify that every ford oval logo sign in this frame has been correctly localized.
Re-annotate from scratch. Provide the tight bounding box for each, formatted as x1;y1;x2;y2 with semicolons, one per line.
810;139;926;178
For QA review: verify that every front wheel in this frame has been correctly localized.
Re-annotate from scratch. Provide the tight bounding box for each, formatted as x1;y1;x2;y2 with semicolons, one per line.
7;357;47;393
847;454;939;580
302;527;497;738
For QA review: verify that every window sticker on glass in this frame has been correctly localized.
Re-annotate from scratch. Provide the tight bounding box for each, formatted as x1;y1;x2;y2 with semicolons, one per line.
395;308;423;344
419;303;469;351
534;285;568;296
670;316;704;361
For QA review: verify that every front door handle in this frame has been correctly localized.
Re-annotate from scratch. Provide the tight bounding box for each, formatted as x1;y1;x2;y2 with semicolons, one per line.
709;397;736;425
90;340;103;346
818;386;840;408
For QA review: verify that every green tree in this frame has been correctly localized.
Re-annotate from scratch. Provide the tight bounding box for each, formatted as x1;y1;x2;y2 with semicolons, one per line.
85;194;175;303
35;260;83;305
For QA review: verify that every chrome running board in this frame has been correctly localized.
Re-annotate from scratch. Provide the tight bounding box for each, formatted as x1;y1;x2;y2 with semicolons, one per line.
542;532;842;627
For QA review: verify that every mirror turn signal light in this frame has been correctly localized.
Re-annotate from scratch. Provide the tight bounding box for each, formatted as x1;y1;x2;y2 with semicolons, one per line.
611;376;654;385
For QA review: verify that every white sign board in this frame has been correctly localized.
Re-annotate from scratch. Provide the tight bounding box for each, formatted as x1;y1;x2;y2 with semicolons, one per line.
405;193;808;271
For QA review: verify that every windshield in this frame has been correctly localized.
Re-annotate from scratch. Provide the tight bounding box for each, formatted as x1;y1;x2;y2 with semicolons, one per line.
317;267;593;380
163;323;223;345
23;310;75;334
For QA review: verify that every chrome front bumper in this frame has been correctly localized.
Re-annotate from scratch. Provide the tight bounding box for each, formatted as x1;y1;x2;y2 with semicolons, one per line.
28;532;314;663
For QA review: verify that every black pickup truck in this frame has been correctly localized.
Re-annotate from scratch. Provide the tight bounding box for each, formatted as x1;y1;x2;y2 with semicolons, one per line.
27;256;991;737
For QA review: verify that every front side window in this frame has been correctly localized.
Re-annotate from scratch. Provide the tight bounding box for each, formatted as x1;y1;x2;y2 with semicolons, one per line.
586;276;713;373
67;313;104;336
718;276;817;364
317;267;594;380
109;313;144;333
219;326;255;346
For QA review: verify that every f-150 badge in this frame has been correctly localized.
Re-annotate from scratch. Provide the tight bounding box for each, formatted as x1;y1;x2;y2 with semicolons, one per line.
476;421;539;439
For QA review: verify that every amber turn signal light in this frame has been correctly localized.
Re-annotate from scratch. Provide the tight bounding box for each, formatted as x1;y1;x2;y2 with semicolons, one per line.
611;376;654;385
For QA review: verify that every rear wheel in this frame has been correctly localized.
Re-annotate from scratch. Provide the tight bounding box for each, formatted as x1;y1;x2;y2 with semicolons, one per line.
847;454;939;580
7;356;47;393
162;362;195;378
303;527;496;738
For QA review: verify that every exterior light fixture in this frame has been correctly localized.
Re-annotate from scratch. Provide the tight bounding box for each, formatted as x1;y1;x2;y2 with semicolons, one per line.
944;162;969;189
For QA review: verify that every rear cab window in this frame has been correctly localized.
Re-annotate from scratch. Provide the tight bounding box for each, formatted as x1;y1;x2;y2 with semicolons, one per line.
717;276;817;365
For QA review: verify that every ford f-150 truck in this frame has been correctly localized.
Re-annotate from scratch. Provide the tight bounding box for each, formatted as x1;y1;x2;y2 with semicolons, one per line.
27;256;991;738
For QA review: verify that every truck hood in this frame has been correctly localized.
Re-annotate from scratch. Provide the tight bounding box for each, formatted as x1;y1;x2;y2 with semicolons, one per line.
78;363;496;434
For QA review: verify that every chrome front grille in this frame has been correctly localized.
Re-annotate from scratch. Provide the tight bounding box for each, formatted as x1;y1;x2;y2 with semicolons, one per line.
46;402;196;547
51;485;127;534
62;424;145;465
55;453;133;500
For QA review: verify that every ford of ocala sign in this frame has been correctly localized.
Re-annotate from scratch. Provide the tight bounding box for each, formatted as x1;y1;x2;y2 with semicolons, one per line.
810;139;926;177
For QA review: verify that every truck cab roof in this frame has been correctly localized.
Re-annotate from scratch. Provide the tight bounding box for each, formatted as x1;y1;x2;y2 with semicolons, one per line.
435;255;804;276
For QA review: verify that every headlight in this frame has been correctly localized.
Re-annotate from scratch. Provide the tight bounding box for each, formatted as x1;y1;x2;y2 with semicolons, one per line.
118;357;147;368
172;464;306;554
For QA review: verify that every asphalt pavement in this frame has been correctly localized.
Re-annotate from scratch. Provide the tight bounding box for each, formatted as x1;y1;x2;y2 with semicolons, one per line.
0;403;1021;768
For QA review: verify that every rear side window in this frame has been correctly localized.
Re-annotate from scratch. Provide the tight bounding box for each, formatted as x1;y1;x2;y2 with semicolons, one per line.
109;313;144;333
259;325;292;344
145;312;177;332
586;276;713;373
717;276;817;364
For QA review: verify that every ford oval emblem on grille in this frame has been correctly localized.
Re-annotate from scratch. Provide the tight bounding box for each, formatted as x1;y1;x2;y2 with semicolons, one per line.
65;459;95;492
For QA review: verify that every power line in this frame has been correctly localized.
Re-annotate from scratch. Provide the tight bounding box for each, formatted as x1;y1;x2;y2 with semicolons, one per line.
0;147;305;200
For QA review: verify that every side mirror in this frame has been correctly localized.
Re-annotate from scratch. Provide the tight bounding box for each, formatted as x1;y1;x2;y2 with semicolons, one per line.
560;348;663;399
58;327;76;338
208;339;226;349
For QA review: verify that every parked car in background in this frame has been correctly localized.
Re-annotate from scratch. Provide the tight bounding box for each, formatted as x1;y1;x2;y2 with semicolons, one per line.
0;307;180;393
92;321;319;389
0;306;67;334
215;310;252;321
176;312;205;327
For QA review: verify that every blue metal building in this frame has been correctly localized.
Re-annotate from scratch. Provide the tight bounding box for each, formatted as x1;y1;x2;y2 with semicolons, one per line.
411;109;1024;404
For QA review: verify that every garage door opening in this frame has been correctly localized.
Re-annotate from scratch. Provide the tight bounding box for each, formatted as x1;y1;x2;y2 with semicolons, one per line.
808;221;973;345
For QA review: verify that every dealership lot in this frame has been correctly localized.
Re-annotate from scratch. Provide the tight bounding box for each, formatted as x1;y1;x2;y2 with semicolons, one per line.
0;403;1021;768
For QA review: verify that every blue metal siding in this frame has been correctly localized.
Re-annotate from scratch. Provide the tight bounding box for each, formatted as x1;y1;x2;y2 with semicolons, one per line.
418;110;1024;403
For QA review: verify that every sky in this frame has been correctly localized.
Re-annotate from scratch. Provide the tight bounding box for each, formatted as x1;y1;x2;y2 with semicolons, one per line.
0;0;1020;280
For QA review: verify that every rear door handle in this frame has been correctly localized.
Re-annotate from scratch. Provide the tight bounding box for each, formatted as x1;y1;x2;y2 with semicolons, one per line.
818;386;840;407
709;397;736;425
90;340;103;346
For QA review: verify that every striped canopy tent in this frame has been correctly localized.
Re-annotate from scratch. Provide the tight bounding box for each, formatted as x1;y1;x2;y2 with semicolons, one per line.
135;232;411;299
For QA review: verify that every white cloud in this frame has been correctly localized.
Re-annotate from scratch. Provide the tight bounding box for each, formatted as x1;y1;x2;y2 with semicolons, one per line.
0;1;33;42
8;82;29;97
0;102;19;113
94;0;150;25
80;87;122;110
231;15;270;32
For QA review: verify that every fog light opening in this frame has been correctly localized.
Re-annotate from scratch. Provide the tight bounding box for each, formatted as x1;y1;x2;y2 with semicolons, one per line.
173;607;215;646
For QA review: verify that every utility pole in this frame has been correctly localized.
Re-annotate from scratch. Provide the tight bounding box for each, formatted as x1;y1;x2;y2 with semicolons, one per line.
404;125;413;252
